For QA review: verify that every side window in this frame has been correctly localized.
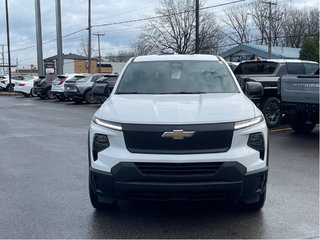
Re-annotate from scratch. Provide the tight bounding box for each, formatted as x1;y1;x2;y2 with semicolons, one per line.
286;63;305;74
304;63;319;74
92;76;100;82
276;65;287;76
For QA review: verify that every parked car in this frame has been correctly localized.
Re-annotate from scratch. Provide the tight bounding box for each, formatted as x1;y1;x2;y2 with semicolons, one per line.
233;59;318;127
13;78;37;97
227;62;240;71
88;54;268;211
92;74;119;103
0;75;35;91
64;73;111;104
51;73;87;100
33;75;58;99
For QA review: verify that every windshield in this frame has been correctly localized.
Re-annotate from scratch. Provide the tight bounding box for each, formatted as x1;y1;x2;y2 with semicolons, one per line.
116;60;239;94
234;62;278;75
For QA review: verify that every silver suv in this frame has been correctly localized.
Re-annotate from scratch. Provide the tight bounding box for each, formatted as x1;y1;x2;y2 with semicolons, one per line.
64;73;111;104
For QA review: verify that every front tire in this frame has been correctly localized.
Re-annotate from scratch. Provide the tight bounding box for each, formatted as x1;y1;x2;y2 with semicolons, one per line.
30;88;37;97
290;117;316;133
45;88;56;99
84;89;97;104
261;97;282;128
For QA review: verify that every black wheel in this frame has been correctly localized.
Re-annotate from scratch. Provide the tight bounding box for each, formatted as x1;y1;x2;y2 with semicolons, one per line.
261;97;282;128
30;88;37;97
89;174;117;210
56;95;65;101
243;192;266;211
85;89;97;104
290;117;316;133
45;88;56;99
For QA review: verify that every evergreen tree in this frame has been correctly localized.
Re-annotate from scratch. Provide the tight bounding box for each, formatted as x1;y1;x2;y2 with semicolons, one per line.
299;36;319;62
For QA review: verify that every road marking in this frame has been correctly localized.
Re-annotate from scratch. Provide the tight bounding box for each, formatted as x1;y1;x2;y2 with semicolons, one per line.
270;127;292;132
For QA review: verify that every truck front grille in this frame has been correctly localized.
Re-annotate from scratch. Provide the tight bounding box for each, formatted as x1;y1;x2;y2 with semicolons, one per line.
122;123;234;154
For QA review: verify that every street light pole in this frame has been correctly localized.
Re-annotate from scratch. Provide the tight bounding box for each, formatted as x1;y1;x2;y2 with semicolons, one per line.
35;0;44;76
93;33;105;73
5;0;12;91
88;0;92;73
55;0;63;74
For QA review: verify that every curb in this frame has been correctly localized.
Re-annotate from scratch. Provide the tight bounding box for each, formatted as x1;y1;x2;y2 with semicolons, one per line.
0;92;22;96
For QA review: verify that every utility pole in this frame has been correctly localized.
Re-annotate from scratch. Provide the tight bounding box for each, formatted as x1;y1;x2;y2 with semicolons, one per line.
55;0;63;74
93;33;105;73
88;0;92;73
35;0;44;75
0;44;5;74
16;58;18;73
195;0;200;54
263;1;277;59
5;0;12;91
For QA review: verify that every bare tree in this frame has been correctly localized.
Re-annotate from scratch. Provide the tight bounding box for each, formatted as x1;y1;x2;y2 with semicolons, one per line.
270;3;287;46
306;7;319;40
77;38;89;57
197;7;224;54
105;49;135;62
223;4;252;44
249;2;269;45
136;0;224;54
281;8;308;47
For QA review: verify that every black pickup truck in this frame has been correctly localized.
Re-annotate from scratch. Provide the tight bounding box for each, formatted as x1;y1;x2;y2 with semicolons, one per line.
279;68;319;133
234;59;318;127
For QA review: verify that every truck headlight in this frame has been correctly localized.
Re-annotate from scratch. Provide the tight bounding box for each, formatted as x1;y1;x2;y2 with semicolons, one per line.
247;132;265;160
92;133;110;161
92;116;122;131
234;116;264;130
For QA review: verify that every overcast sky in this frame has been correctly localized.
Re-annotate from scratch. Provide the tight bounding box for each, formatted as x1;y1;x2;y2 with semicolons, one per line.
0;0;318;69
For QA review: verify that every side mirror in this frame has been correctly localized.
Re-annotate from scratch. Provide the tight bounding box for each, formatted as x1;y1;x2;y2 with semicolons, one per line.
245;82;264;97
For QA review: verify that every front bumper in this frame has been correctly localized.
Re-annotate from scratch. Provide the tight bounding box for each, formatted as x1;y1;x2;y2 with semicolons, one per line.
34;87;47;97
89;162;268;202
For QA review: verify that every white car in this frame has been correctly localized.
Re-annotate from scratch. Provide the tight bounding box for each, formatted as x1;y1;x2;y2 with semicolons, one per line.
88;54;268;211
13;78;37;97
0;75;35;91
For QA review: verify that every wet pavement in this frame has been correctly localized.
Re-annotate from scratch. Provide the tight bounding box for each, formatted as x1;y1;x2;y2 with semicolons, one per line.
0;95;318;239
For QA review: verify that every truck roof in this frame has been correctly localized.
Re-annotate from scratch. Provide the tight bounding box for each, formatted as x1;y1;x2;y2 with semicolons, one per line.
238;59;318;64
132;54;221;62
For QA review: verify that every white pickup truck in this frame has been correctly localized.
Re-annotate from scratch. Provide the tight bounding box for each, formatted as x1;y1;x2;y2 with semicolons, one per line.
88;54;269;211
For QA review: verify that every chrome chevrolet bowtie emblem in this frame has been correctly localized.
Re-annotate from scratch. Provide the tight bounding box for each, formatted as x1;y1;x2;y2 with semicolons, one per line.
161;130;195;140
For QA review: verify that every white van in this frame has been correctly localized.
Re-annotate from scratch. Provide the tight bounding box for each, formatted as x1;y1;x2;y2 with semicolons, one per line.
88;54;268;211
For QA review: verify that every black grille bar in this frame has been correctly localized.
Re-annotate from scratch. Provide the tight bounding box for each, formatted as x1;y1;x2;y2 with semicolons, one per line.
135;162;223;176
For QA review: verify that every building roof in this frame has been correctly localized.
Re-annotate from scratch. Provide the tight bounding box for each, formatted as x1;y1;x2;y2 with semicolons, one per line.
219;43;301;59
44;53;98;61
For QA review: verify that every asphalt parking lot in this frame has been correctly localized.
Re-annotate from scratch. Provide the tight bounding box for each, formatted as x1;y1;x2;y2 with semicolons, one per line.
0;95;318;239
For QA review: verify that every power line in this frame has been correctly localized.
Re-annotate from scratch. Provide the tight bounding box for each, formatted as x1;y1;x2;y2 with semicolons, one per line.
92;0;246;28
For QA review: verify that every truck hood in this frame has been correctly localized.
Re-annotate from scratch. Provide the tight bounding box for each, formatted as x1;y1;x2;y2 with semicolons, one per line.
95;93;258;124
